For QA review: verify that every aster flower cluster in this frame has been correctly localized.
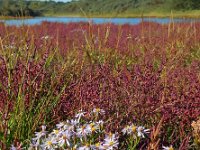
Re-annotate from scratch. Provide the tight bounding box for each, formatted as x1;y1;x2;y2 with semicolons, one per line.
11;108;174;150
27;108;119;150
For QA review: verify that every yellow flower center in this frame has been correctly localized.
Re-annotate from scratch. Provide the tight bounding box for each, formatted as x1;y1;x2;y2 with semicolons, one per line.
109;141;114;146
92;127;96;131
47;141;52;146
95;143;100;147
96;108;100;112
54;130;59;134
169;146;174;150
132;126;137;133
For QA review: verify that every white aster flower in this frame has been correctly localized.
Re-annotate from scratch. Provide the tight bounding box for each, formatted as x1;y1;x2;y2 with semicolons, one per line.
34;125;47;140
96;120;104;126
58;130;72;147
129;124;137;135
77;124;90;138
92;108;105;116
91;142;104;150
41;137;57;150
56;122;65;129
63;120;72;129
103;133;119;150
31;137;40;148
96;120;104;130
70;119;79;126
136;126;150;138
64;123;75;134
122;124;137;139
77;144;91;150
57;121;75;134
85;122;100;134
162;145;174;150
50;129;62;138
75;110;86;121
122;125;130;135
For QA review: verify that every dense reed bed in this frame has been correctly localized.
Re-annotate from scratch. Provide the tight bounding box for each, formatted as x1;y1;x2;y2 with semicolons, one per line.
0;21;199;149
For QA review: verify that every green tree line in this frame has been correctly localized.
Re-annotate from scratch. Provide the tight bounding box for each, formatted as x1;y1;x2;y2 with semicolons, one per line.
0;0;200;17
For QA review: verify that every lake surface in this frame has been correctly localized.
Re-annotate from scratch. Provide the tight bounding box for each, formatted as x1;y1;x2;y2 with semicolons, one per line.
0;17;199;26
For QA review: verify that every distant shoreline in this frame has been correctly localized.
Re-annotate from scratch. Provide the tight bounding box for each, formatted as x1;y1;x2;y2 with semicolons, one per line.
0;16;34;20
43;10;200;19
1;11;200;19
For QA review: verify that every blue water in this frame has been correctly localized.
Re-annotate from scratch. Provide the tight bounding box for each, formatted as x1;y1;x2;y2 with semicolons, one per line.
0;17;199;26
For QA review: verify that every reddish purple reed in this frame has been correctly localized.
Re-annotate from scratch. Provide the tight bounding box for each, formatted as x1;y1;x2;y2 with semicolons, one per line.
0;21;199;148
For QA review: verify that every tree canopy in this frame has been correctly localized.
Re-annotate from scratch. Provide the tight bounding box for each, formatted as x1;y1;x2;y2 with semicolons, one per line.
0;0;200;17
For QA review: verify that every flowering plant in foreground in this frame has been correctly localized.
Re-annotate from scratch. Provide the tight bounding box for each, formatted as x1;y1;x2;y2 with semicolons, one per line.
10;108;156;150
122;124;150;149
191;118;200;147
